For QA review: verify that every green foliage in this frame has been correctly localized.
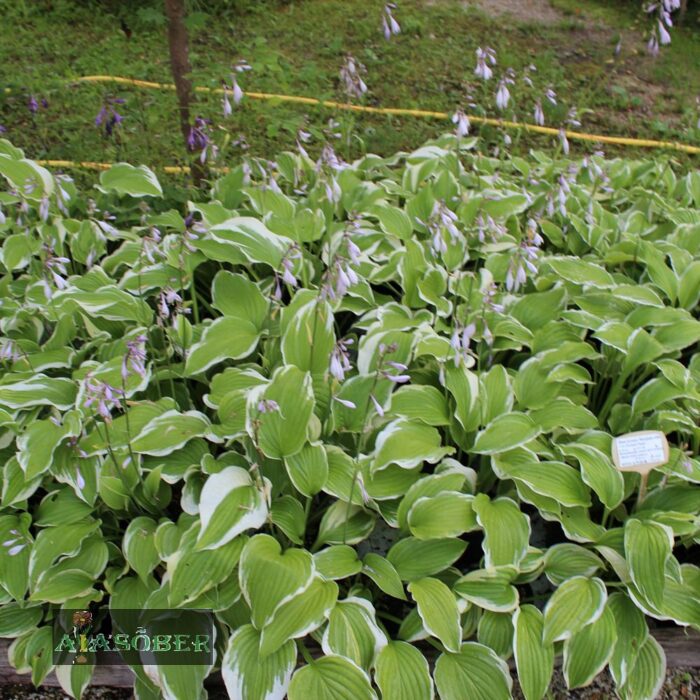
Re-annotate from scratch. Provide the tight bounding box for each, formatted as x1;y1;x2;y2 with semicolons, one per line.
0;134;699;699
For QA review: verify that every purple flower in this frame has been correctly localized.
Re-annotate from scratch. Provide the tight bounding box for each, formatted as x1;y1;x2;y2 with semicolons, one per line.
329;338;353;381
257;399;280;414
558;128;570;155
452;109;470;137
83;377;124;422
121;334;148;382
382;3;401;39
340;55;368;99
28;96;39;114
333;396;356;409
44;249;70;292
0;339;20;363
475;47;496;80
496;80;510;110
533;100;545;126
0;124;7;134
370;394;385;417
95;97;125;137
450;322;476;367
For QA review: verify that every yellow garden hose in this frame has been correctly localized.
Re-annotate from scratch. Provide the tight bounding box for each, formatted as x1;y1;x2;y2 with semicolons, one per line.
7;73;699;173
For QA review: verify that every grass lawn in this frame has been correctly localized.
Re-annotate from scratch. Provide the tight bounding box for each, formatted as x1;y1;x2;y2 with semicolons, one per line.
1;0;699;171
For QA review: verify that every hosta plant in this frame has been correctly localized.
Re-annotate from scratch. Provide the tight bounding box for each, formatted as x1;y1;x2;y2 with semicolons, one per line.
0;134;698;700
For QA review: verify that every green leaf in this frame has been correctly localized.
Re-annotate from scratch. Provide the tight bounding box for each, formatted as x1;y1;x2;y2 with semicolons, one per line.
131;410;210;456
316;501;375;546
196;467;268;550
472;413;540;454
558;444;624;509
281;294;336;376
0;603;43;637
375;641;434;700
99;163;162;197
497;459;591;508
619;635;666;700
473;495;530;568
247;365;315;459
288;656;377;700
210;216;293;268
563;603;617;689
454;569;519;613
624;519;674;609
546;256;615;288
434;642;512;700
186;318;261;375
123;517;159;581
376;204;413;240
389;385;451;426
314;545;362;580
259;576;338;657
444;364;480;432
608;592;648;687
222;624;296;700
239;534;313;629
372;418;453;472
542;576;607;645
169;536;245;607
0;374;76;410
285;443;328;496
321;597;387;669
362;553;407;600
397;470;468;530
513;605;554;700
477;611;513;659
408;577;461;652
211;270;269;324
17;412;80;480
544;544;604;586
387;537;466;582
29;569;96;603
407;493;476;539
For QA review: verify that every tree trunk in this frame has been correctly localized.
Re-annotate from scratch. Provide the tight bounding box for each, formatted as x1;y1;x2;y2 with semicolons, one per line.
163;0;204;184
678;0;688;24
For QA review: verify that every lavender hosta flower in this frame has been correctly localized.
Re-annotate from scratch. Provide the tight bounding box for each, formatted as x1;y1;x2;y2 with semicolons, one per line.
382;2;401;39
44;250;70;291
187;116;218;164
2;530;28;557
257;399;279;414
450;322;476;367
370;394;385;417
222;83;233;117
340;55;368;100
534;100;545;126
495;80;510;111
484;283;505;314
0;206;5;226
83;377;124;422
558;128;570;156
452;109;470;137
39;196;50;222
158;287;183;321
28;95;39;114
332;396;356;410
121;334;148;382
95;97;125;137
329;338;354;381
474;47;496;80
0;339;21;363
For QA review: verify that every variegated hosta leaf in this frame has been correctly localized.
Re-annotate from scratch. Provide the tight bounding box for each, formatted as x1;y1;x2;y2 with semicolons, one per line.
222;625;295;700
371;418;454;472
314;545;362;580
476;611;513;659
259;576;339;657
607;592;649;687
542;576;607;645
563;601;617;689
196;468;268;551
321;597;387;669
434;642;513;700
288;655;377;700
375;641;434;700
618;635;667;700
386;536;467;582
624;518;674;609
408;577;461;652
473;494;530;569
407;492;476;539
513;605;554;700
239;534;314;629
543;543;604;586
453;569;519;613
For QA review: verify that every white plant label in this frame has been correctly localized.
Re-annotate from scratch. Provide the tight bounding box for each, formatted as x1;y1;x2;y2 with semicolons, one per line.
611;430;669;474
